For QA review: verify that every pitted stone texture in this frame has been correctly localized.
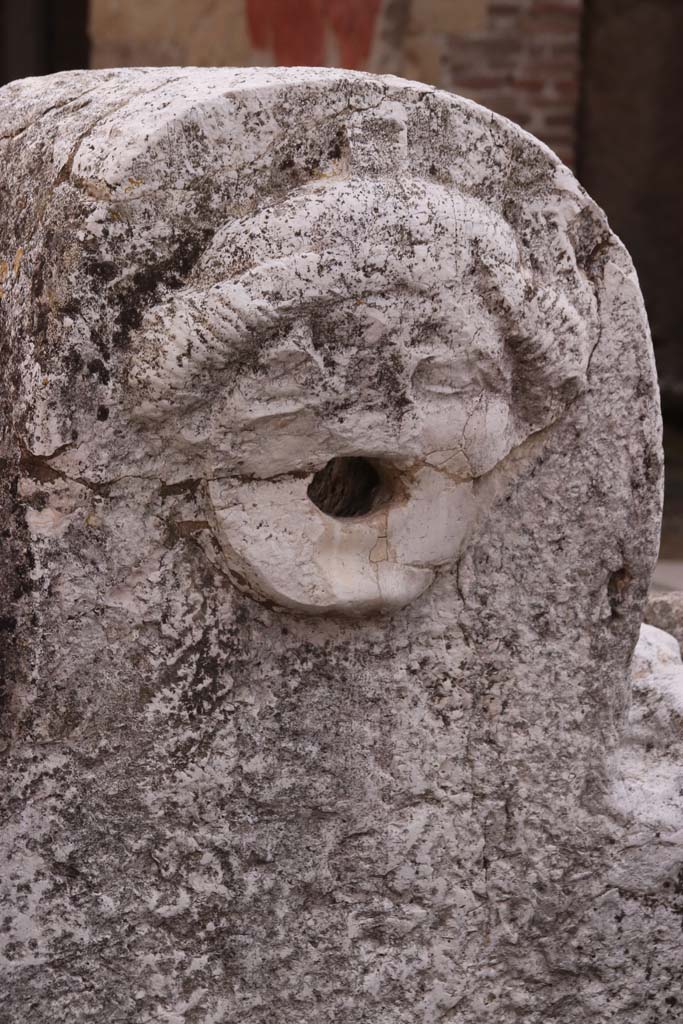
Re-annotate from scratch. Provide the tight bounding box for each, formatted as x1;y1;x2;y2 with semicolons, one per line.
645;590;683;650
0;68;671;1022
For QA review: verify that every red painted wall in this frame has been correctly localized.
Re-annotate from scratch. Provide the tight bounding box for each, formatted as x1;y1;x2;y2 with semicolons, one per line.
246;0;382;69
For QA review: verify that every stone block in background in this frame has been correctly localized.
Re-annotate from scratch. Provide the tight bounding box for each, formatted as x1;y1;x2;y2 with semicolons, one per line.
646;590;683;652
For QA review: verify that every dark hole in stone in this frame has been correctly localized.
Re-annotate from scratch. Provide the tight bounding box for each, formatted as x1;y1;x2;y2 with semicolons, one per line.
307;457;385;518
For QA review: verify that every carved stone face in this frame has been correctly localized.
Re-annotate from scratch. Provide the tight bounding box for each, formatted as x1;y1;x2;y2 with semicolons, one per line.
132;178;592;614
0;69;665;1022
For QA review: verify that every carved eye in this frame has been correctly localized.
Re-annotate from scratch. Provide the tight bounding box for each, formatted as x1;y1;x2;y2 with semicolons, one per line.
411;355;476;397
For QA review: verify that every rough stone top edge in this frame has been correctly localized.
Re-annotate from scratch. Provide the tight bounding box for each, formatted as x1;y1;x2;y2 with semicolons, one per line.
0;65;645;398
0;64;568;170
0;64;609;251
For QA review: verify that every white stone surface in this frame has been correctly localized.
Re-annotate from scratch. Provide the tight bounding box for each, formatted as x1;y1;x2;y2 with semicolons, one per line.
612;625;683;829
0;68;675;1023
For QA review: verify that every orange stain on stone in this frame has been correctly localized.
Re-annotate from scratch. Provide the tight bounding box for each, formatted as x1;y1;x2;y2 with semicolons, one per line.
246;0;382;69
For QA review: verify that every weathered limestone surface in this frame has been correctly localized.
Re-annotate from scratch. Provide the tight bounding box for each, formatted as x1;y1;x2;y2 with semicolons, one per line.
0;68;676;1022
646;590;683;650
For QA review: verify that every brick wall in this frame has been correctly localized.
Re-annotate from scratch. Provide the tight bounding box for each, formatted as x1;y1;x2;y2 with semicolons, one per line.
90;0;583;166
433;0;583;166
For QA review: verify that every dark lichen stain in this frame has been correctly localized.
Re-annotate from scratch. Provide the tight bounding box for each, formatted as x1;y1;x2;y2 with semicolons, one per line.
87;358;110;384
86;259;118;284
64;347;84;374
328;131;344;161
18;452;63;485
112;230;213;351
0;456;32;723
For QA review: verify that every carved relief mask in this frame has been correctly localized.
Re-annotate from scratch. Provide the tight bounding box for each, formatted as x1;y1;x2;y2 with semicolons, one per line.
127;132;595;616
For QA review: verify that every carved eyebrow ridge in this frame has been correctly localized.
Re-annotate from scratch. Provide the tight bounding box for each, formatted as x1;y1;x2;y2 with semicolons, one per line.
201;177;519;280
130;180;538;399
135;240;503;391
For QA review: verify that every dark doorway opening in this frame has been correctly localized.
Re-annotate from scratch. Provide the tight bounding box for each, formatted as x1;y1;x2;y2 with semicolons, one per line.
0;0;89;88
579;0;683;562
579;0;683;416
